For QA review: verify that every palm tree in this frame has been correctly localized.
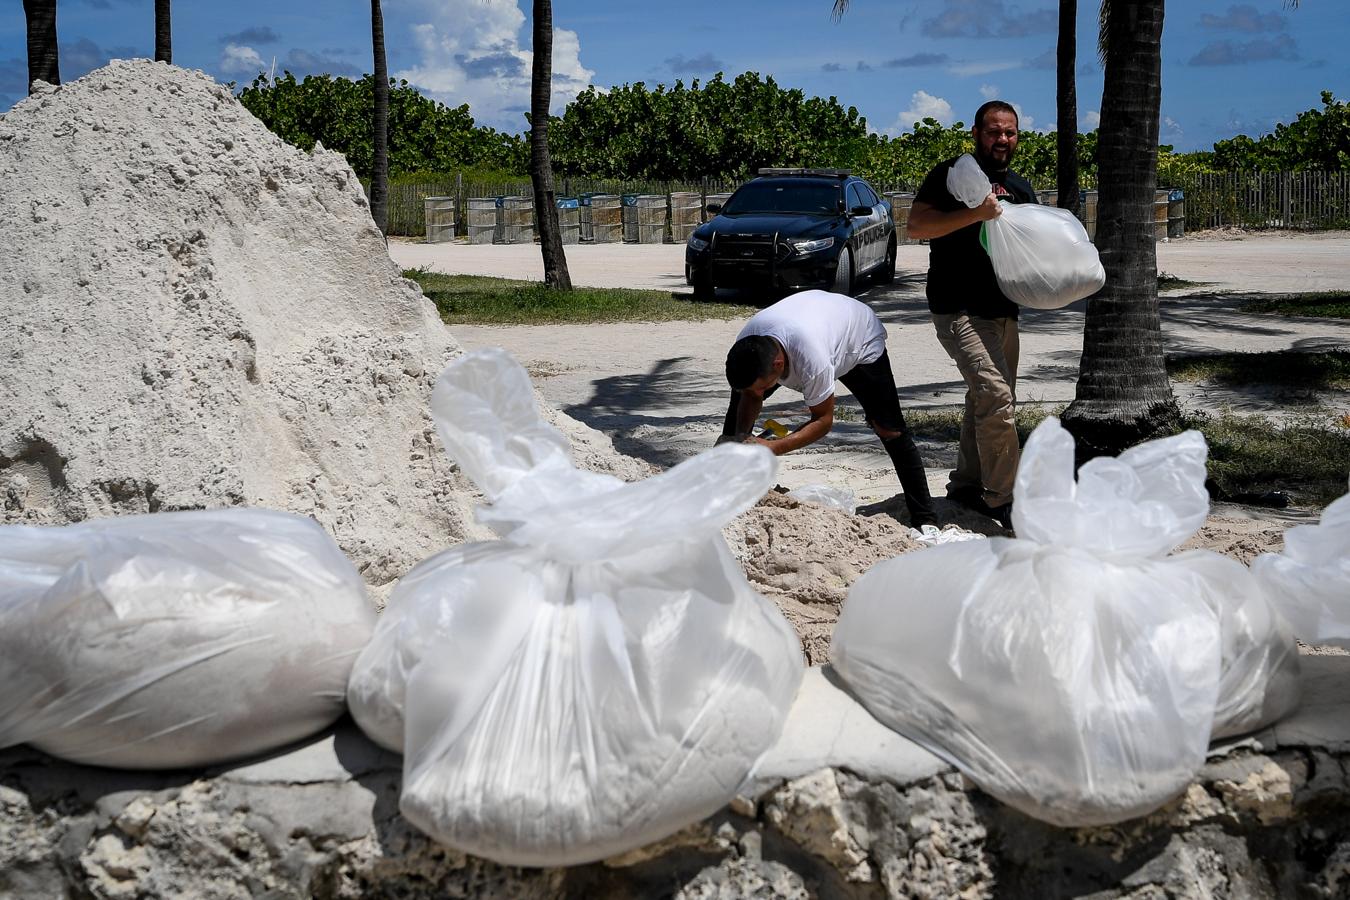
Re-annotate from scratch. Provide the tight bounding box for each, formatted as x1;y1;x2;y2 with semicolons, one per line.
22;0;60;90
1056;0;1079;216
1060;0;1181;456
833;0;1174;456
370;0;389;236
530;0;572;289
154;0;171;64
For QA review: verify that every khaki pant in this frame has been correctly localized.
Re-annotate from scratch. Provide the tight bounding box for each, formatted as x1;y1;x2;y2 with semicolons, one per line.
931;313;1019;508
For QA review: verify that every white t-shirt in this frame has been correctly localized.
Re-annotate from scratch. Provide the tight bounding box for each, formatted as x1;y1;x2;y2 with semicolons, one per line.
736;290;889;406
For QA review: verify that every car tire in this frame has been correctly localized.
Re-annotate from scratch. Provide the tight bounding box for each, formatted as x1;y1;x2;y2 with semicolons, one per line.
831;247;853;295
877;237;896;284
691;270;714;301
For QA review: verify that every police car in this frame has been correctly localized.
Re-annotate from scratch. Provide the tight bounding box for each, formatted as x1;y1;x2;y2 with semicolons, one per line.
685;169;896;298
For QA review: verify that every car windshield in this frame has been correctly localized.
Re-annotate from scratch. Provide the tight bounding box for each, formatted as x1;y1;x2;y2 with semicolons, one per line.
721;182;841;215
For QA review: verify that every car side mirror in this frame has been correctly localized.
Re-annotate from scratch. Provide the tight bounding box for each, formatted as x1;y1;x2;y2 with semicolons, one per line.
850;205;873;217
705;203;722;214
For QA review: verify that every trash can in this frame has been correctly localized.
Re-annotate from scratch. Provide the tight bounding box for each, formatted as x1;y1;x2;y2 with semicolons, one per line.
885;192;917;244
1167;189;1185;239
590;194;622;243
669;191;702;242
704;192;732;221
498;195;535;245
423;196;457;244
556;197;580;245
622;194;666;244
578;193;594;242
466;197;498;245
1079;190;1098;242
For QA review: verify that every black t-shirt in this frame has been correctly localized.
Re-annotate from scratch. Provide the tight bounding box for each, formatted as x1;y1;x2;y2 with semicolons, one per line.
915;156;1037;319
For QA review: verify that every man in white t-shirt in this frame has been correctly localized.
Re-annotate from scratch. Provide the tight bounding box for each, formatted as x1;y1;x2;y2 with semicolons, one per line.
720;289;936;527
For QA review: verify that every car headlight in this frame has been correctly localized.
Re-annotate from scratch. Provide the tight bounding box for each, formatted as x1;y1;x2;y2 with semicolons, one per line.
687;234;710;251
788;236;835;255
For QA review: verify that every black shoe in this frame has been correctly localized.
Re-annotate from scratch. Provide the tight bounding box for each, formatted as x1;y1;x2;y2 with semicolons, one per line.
950;489;1014;530
946;485;984;510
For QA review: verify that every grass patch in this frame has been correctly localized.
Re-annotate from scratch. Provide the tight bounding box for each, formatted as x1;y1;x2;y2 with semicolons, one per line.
903;404;1064;444
403;269;755;325
1167;350;1350;390
1158;271;1207;291
1190;410;1350;507
908;402;1349;507
1239;292;1350;318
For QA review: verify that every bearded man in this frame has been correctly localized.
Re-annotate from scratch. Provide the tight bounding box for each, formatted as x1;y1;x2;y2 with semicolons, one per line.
906;100;1038;530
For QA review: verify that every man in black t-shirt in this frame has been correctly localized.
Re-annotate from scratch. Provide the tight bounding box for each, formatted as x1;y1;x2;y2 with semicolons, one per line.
907;100;1037;529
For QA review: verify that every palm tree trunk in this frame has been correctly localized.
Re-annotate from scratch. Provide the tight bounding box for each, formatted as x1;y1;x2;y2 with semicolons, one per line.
22;0;60;90
370;0;389;236
530;0;572;290
1056;0;1079;216
1062;0;1181;459
154;0;171;64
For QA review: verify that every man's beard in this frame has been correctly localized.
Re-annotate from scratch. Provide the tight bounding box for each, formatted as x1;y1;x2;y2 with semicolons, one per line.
975;146;1014;174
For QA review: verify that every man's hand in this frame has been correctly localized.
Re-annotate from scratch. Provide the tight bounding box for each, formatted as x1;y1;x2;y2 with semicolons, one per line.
742;435;783;454
975;192;1003;221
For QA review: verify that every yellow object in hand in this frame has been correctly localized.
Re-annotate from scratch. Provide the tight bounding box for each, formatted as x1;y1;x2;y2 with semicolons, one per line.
761;419;789;439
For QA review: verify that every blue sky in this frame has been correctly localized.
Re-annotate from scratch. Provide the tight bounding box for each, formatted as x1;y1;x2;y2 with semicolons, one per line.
1;0;1345;152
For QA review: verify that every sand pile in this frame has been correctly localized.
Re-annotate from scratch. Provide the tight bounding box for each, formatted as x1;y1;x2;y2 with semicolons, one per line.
726;491;920;662
0;60;646;596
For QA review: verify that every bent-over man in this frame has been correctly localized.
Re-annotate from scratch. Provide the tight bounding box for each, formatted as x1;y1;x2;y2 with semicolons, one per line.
720;289;935;528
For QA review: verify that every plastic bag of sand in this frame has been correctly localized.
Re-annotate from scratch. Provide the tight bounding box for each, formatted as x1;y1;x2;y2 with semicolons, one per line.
947;153;1104;309
830;418;1298;827
346;348;804;867
1252;489;1350;648
0;509;375;768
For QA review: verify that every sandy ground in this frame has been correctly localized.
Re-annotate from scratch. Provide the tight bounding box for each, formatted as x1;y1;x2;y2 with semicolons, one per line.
388;231;1350;558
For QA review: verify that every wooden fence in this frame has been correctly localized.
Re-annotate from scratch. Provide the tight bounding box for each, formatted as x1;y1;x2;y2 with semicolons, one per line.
375;170;1350;239
1172;171;1350;231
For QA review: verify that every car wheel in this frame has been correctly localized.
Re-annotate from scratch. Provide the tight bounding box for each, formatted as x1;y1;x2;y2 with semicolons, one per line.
877;237;896;284
831;247;853;295
691;270;714;301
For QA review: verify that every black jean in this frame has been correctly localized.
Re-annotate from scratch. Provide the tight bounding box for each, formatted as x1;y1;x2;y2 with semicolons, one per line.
721;350;935;525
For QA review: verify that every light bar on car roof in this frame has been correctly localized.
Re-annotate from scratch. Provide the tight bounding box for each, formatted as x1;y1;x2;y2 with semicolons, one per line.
756;168;852;177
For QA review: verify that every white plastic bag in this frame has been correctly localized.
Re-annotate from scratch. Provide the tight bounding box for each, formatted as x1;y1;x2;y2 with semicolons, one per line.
1252;491;1350;648
786;483;856;513
831;418;1294;826
347;348;804;867
1186;551;1301;739
946;153;1105;309
0;509;375;769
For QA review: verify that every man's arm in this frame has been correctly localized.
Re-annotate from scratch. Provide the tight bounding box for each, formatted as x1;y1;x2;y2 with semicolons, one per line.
906;194;1002;241
734;390;763;436
746;395;835;456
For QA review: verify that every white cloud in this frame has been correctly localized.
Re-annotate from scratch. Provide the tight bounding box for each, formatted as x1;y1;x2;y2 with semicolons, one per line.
948;59;1021;77
1163;116;1184;139
1082;109;1101;129
220;43;267;77
885;90;955;135
393;0;595;132
1010;101;1036;133
979;83;999;100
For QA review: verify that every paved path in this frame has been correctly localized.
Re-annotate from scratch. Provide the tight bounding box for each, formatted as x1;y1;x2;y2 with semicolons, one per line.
390;230;1350;295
